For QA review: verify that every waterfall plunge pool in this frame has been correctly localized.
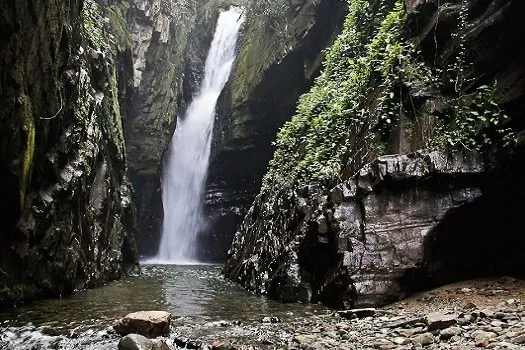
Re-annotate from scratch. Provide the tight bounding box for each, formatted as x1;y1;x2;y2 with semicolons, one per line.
0;264;329;349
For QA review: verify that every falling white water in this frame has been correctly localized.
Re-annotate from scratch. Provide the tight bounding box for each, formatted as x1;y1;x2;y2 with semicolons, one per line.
154;8;244;264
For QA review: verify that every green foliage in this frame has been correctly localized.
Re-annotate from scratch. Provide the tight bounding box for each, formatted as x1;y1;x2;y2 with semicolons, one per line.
82;0;105;48
431;84;517;151
261;0;518;196
262;0;406;192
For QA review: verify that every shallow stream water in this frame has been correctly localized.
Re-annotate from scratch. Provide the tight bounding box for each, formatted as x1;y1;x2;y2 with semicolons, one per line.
0;265;329;349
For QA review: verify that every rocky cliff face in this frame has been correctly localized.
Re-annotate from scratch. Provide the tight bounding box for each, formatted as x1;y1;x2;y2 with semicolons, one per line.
123;0;208;255
0;0;138;307
123;0;238;256
200;0;347;262
225;0;525;307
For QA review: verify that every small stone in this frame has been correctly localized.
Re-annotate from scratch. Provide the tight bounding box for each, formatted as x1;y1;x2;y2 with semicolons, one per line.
472;330;497;347
490;320;506;328
497;342;522;350
393;337;408;345
411;332;435;346
476;338;491;348
495;312;506;319
338;308;376;319
211;341;236;350
480;309;495;318
260;316;281;324
507;331;524;338
378;345;395;350
440;326;462;340
118;334;154;350
506;299;516;306
372;339;392;348
458;316;471;326
461;288;473;293
387;317;425;328
396;328;417;338
511;334;525;344
294;334;317;345
491;327;503;333
463;302;477;310
151;340;170;350
335;322;351;331
426;311;458;331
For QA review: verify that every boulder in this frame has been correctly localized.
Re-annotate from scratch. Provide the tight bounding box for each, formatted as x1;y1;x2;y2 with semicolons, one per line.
114;311;171;338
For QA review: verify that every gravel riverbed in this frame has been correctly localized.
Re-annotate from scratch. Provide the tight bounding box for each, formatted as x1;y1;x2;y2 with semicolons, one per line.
171;277;525;350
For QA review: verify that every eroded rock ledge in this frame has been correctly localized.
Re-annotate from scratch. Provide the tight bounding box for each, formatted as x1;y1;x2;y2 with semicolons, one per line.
224;150;517;307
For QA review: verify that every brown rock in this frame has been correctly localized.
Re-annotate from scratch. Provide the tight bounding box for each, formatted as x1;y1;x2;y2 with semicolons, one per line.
472;330;497;348
335;322;351;331
411;332;435;346
114;311;171;338
426;311;458;331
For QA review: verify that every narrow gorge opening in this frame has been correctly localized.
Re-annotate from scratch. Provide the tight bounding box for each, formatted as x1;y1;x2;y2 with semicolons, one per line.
152;8;244;264
2;0;525;348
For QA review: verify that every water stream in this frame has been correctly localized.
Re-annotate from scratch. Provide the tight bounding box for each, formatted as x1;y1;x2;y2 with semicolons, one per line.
0;265;329;349
155;8;244;263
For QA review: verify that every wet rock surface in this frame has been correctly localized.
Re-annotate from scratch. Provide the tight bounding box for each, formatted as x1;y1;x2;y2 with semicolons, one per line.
1;273;524;349
0;0;138;307
224;0;525;309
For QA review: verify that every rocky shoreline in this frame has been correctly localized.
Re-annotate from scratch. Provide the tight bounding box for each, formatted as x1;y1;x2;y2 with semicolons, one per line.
116;277;525;350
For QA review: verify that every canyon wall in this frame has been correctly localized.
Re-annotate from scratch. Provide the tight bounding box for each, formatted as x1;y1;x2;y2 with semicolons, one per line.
225;0;525;307
0;0;138;307
201;0;347;261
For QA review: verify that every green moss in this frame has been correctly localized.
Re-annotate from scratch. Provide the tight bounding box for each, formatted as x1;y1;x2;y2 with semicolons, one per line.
262;0;405;192
104;3;132;51
82;0;106;48
260;0;518;195
232;0;314;105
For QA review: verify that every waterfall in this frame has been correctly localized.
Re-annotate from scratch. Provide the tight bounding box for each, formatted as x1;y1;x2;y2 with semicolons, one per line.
154;8;244;264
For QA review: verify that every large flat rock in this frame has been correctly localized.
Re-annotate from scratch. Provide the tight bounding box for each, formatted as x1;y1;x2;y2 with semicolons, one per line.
114;311;171;338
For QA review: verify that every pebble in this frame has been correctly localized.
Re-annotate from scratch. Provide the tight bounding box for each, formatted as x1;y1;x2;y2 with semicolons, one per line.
440;326;462;340
511;334;525;344
411;332;435;346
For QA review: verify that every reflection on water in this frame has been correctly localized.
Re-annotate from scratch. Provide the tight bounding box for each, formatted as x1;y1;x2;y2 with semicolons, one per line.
0;265;327;349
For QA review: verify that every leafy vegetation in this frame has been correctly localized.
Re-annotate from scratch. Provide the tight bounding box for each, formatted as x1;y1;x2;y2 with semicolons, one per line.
431;84;516;151
82;0;105;48
262;0;405;192
260;0;517;194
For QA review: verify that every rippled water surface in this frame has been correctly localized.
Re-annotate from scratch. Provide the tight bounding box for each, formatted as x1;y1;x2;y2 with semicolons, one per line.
0;265;328;349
